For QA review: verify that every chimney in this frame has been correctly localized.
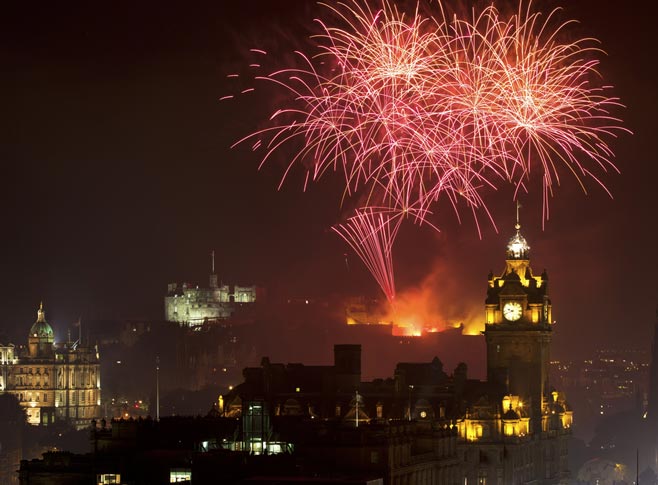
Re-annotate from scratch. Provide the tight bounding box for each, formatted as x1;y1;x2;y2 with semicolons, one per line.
334;344;361;391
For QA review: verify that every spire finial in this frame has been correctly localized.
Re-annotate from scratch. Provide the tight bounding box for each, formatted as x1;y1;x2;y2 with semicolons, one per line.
506;201;530;260
37;302;45;322
211;250;215;274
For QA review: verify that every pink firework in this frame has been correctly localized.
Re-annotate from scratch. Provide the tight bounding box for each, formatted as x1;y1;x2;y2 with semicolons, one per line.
442;3;628;220
495;4;627;221
332;208;404;304
229;0;627;302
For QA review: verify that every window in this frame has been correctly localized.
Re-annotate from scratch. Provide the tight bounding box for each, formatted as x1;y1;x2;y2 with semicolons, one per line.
371;451;379;464
170;469;192;483
97;474;121;484
44;393;47;402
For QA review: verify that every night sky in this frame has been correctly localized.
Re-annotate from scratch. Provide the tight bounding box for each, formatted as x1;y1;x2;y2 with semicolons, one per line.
1;1;656;359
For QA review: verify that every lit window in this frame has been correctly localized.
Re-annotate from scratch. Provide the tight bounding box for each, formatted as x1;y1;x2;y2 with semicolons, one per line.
97;474;121;484
170;469;192;483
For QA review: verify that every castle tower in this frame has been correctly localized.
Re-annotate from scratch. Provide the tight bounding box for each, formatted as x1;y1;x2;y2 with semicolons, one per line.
27;302;54;359
483;214;552;434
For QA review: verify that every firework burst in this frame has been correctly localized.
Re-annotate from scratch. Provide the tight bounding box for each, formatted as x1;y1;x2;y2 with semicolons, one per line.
228;0;627;304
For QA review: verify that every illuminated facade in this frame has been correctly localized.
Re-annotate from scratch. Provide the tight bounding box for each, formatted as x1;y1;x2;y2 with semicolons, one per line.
164;272;258;326
0;304;101;429
0;343;17;392
457;219;572;484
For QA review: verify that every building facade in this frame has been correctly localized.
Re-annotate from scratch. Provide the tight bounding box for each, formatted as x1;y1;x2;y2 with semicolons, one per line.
164;272;258;326
0;304;101;429
223;344;462;484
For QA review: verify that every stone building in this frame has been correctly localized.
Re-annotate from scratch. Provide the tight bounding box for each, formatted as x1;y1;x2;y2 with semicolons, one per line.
164;272;258;326
222;344;462;483
0;304;101;429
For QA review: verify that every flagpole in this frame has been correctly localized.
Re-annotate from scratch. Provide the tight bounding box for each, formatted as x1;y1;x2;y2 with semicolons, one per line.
156;356;160;421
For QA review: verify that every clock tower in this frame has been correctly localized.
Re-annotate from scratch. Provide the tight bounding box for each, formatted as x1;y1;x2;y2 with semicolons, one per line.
484;212;552;434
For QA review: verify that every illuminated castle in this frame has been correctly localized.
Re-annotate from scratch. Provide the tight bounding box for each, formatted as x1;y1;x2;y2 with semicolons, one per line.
457;212;572;483
0;304;101;429
164;252;258;326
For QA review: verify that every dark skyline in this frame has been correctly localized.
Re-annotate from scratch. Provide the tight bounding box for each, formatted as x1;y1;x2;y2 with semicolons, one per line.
1;0;656;358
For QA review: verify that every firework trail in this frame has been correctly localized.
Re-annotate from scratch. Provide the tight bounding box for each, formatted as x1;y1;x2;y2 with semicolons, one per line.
332;208;404;303
228;0;627;304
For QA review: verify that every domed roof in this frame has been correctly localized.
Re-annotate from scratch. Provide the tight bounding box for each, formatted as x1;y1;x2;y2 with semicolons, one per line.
29;303;54;340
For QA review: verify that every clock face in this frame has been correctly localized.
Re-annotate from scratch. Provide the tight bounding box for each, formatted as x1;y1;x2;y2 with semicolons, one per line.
503;302;523;321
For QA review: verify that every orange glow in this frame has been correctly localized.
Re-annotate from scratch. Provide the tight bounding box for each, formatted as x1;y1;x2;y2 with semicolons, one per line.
375;257;484;336
458;321;484;336
391;323;422;337
344;256;487;336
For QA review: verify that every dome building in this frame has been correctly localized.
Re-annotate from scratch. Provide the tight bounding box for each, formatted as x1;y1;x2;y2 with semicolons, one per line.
0;304;101;428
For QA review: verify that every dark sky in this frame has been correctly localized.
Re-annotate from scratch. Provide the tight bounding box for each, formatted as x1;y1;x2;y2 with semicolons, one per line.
1;1;656;359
